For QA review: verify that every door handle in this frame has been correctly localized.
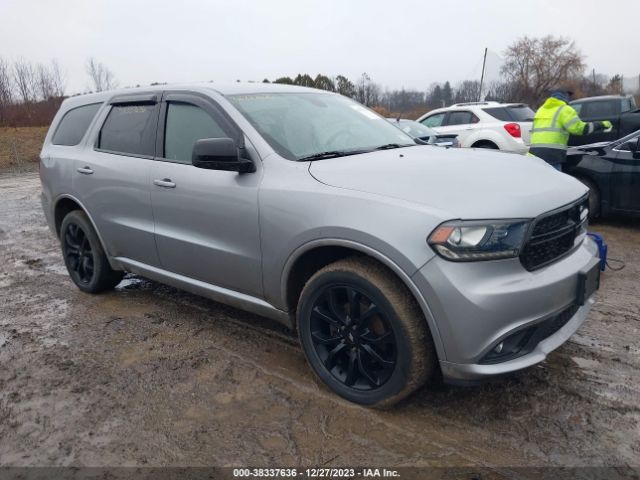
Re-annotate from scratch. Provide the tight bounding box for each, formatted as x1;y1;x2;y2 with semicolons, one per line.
153;178;176;188
76;166;94;175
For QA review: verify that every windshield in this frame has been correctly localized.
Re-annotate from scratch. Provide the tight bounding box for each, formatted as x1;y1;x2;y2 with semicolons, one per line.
612;129;640;148
227;93;416;160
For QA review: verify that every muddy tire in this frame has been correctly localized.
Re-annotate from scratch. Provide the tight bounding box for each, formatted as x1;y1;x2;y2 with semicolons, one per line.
60;210;123;293
297;257;436;408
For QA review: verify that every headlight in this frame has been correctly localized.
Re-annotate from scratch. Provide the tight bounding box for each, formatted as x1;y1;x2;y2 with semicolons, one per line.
428;219;530;261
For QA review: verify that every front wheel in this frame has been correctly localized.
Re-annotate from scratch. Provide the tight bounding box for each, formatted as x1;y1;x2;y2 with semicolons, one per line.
60;210;123;293
577;177;601;220
297;257;436;407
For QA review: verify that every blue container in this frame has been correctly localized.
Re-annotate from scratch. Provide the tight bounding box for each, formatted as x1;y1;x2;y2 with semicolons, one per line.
587;232;608;271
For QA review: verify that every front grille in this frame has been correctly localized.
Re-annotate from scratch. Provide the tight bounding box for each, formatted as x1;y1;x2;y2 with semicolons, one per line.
536;303;579;340
520;196;588;271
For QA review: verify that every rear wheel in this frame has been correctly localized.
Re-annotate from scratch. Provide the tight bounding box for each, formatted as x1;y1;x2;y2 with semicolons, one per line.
297;257;436;407
60;210;123;293
472;140;499;149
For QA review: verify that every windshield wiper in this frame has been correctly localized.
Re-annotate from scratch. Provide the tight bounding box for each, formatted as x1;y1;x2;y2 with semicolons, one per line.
297;150;367;161
373;143;413;150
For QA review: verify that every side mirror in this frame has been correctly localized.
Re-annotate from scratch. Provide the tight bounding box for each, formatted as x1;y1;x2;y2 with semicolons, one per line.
192;138;255;173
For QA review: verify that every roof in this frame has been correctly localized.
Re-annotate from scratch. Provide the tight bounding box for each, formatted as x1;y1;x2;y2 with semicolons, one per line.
570;94;631;103
61;82;325;109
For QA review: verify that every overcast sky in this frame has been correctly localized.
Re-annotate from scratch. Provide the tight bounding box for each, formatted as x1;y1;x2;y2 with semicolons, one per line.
1;0;639;94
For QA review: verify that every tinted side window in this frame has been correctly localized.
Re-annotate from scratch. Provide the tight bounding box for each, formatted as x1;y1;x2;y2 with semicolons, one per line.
446;111;478;126
483;107;511;121
421;113;445;128
164;103;227;162
581;101;617;120
52;103;102;146
98;104;157;156
571;103;583;115
621;98;633;113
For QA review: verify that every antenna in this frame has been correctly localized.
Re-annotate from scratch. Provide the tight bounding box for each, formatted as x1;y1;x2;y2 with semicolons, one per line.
478;48;487;102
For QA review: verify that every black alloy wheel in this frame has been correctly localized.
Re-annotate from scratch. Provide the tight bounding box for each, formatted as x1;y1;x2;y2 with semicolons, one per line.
309;285;397;390
60;210;123;293
297;257;436;407
64;222;95;284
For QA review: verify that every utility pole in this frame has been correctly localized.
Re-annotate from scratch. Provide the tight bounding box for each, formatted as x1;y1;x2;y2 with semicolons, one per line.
478;47;488;102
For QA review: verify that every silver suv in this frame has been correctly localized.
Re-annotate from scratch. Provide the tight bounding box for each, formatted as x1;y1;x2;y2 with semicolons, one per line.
40;83;600;407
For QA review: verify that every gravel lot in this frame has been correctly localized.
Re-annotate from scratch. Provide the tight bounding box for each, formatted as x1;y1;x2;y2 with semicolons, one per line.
0;173;638;470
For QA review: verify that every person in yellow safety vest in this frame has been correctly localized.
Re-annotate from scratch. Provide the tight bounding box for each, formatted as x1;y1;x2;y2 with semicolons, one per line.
529;88;613;171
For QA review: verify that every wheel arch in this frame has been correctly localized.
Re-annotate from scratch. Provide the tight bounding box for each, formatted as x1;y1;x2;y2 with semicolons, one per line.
281;239;446;360
471;138;500;149
467;128;504;149
53;194;119;268
573;173;604;217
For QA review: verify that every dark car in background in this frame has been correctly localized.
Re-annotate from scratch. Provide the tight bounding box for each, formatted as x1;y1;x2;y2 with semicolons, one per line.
569;95;640;146
387;118;459;147
564;130;640;218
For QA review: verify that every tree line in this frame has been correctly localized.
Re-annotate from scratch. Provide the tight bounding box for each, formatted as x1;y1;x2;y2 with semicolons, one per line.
0;36;635;128
0;57;116;127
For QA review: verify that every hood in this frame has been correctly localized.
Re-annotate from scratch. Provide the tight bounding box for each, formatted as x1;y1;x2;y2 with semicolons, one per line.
309;146;588;220
568;141;610;155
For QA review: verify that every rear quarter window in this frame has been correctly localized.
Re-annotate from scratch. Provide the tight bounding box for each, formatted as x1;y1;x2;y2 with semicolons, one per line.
98;104;158;156
483;105;535;122
482;107;511;121
51;103;102;146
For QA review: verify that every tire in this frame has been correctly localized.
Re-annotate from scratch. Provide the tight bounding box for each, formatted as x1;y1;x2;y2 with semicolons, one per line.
577;177;601;220
472;141;499;150
297;257;436;408
60;210;123;293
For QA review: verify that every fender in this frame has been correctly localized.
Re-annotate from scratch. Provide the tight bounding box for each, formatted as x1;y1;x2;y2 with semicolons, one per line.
280;238;446;360
467;129;504;149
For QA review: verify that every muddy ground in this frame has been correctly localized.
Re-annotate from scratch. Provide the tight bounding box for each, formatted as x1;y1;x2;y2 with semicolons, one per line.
0;173;638;470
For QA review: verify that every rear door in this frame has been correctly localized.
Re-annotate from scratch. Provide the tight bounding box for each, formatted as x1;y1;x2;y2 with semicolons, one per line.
73;93;160;267
149;92;263;297
441;110;480;147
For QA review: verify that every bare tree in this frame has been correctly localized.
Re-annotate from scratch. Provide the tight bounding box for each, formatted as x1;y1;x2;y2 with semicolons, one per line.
13;58;38;103
355;72;380;107
36;63;56;100
0;57;13;106
86;58;117;92
501;36;585;106
453;80;481;104
49;60;66;97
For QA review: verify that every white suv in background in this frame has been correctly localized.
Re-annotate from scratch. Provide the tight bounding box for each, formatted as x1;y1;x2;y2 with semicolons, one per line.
416;102;534;154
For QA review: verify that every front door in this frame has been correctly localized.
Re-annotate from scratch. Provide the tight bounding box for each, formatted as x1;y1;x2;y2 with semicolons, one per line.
611;137;640;213
149;93;263;297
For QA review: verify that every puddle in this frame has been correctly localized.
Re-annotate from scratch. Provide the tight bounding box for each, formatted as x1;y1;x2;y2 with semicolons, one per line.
115;275;150;291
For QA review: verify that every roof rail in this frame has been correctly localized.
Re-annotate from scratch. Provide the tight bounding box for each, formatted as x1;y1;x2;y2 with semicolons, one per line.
452;101;500;107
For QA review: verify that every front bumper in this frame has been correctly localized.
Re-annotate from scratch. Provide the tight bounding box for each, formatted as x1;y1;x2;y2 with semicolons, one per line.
412;237;599;381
